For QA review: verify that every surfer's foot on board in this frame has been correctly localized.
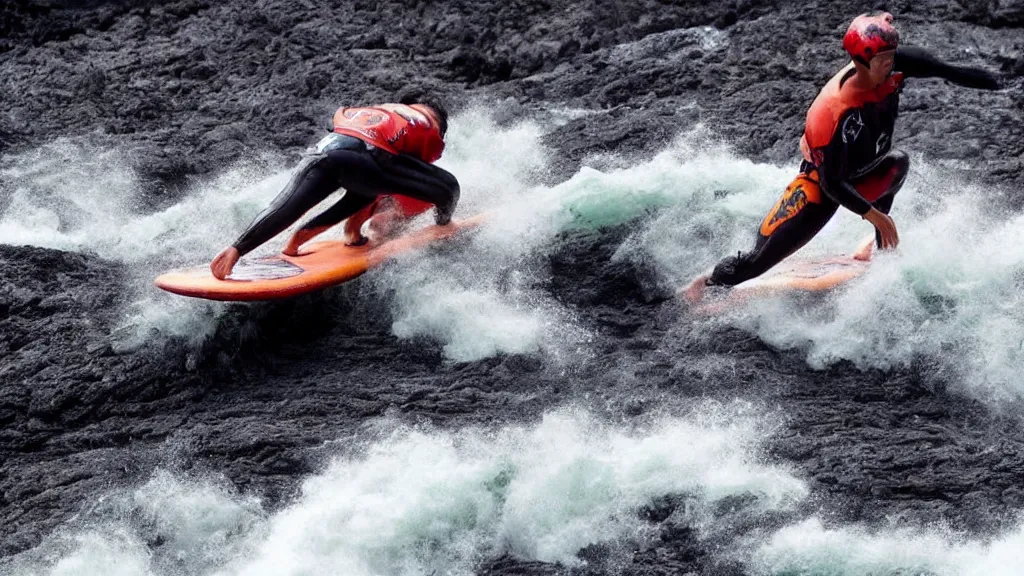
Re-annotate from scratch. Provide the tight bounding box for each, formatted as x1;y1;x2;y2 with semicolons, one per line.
211;246;240;280
283;226;331;256
344;234;369;247
851;233;876;261
680;273;712;304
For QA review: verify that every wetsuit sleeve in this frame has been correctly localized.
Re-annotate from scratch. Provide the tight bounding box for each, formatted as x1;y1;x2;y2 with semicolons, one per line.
895;46;1001;89
816;120;873;216
232;155;338;256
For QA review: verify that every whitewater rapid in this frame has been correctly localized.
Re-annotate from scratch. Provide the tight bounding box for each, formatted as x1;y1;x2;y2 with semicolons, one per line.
5;405;808;576
6;108;1022;400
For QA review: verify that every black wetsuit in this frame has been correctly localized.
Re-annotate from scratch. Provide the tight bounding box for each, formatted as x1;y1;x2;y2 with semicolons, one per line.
233;133;460;256
708;46;1000;287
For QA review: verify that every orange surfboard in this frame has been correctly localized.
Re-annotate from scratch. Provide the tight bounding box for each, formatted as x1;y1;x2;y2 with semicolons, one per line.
691;257;870;314
690;235;875;314
155;214;487;301
731;256;868;294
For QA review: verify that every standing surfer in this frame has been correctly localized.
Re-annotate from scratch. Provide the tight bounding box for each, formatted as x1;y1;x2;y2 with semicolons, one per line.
683;12;1001;302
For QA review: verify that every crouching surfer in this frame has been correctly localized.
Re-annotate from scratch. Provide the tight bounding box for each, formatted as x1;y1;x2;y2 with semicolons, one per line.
683;12;1002;302
210;94;460;280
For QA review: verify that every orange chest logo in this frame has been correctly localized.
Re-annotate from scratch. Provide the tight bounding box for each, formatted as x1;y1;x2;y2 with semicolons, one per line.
339;109;388;129
377;103;429;127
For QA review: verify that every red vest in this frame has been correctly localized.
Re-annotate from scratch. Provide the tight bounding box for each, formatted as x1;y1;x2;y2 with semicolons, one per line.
332;104;445;163
800;64;904;166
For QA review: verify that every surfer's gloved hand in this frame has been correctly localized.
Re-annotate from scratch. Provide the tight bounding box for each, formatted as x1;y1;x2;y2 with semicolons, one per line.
434;183;460;226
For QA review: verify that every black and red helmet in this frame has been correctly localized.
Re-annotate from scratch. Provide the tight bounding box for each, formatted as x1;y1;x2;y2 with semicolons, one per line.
843;12;900;67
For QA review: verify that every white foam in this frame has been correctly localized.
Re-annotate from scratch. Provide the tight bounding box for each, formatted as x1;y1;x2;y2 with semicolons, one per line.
756;517;1024;576
0;137;288;263
0;138;141;252
44;530;151;576
557;128;794;284
5;470;262;576
130;470;263;572
0;137;292;351
391;281;551;362
381;122;800;362
220;406;804;575
373;107;589;362
6;407;806;576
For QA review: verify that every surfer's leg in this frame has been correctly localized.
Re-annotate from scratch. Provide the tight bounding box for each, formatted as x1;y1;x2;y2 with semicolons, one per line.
340;199;383;245
852;150;910;249
286;145;460;252
708;173;839;287
360;196;421;242
285;145;395;251
338;195;426;245
298;191;376;237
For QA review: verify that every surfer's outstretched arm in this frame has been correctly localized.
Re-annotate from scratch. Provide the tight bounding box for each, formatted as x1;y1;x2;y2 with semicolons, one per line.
231;154;342;257
211;153;343;279
895;46;1002;89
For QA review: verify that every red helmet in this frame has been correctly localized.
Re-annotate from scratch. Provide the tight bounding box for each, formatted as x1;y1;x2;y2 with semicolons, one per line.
843;12;899;67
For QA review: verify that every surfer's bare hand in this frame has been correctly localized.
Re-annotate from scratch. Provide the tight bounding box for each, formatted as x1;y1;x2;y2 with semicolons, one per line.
864;208;899;250
211;246;240;280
